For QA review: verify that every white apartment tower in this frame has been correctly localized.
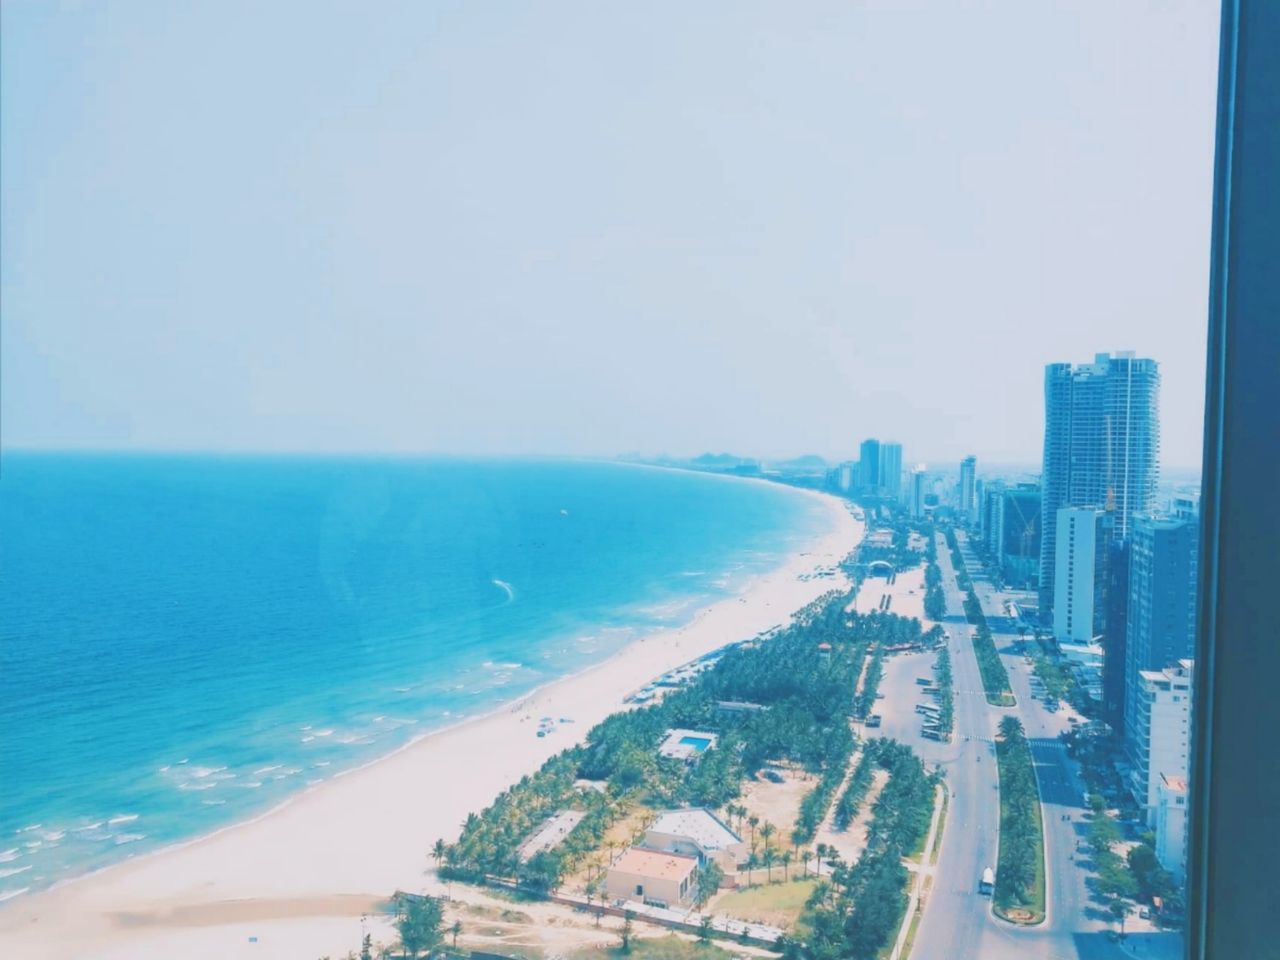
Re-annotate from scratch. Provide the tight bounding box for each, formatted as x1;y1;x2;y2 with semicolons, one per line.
1053;506;1111;643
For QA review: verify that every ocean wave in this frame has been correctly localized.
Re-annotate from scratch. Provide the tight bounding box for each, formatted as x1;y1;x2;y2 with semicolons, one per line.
113;833;145;845
0;888;30;903
41;830;65;843
254;764;283;775
15;824;42;834
74;821;106;832
491;579;515;603
0;849;18;863
190;766;227;779
0;865;32;880
201;799;227;806
107;814;139;826
177;781;217;791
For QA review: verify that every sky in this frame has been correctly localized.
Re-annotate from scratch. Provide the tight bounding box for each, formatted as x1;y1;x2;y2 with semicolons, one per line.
1;1;1220;468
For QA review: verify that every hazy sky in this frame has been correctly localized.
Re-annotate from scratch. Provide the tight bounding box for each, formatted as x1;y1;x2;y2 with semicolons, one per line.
2;1;1219;468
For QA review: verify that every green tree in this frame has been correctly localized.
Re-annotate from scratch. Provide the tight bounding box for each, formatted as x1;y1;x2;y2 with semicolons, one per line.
1109;898;1128;936
395;894;443;960
695;861;724;908
621;910;635;953
698;914;713;943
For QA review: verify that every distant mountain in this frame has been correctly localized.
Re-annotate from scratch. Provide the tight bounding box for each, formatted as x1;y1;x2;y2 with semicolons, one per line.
772;454;828;470
691;452;752;467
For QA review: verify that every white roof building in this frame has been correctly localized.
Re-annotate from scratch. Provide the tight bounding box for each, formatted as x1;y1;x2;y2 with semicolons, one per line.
642;807;745;871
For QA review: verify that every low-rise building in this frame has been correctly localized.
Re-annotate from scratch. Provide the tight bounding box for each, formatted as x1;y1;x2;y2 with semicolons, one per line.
605;847;698;907
1130;660;1194;825
641;807;745;872
1155;773;1189;885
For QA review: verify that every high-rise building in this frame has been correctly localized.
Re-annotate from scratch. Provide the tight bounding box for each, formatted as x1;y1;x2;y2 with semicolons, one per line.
836;462;854;493
1130;660;1194;825
981;481;1006;556
878;442;903;501
1053;507;1112;644
1039;352;1160;619
909;466;927;518
858;439;880;494
959;456;977;524
1103;539;1132;731
1123;513;1199;755
999;483;1042;588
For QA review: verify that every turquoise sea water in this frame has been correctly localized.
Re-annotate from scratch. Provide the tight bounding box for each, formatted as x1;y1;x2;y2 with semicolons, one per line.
0;454;829;900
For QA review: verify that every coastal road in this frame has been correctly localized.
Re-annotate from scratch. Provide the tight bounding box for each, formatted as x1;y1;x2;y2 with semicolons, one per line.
899;534;1004;960
940;531;1183;960
871;533;1169;959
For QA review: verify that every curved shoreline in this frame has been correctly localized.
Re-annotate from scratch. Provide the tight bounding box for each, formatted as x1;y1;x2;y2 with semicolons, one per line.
0;482;862;960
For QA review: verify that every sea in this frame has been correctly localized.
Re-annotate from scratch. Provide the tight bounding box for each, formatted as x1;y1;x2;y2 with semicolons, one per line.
0;454;831;901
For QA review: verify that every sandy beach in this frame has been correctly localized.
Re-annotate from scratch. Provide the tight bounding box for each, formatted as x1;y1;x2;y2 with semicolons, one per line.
0;485;862;960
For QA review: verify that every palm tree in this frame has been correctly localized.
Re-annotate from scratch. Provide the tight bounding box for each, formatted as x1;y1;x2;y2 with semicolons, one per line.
432;838;447;873
747;814;760;848
815;843;829;877
450;920;462;950
781;850;792;882
764;847;776;883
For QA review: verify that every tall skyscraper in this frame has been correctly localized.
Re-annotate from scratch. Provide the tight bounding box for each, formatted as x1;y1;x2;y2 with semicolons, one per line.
858;438;880;494
958;455;977;524
878;442;903;501
981;481;1007;556
1053;507;1112;643
1123;512;1199;754
909;466;927;518
1039;352;1160;618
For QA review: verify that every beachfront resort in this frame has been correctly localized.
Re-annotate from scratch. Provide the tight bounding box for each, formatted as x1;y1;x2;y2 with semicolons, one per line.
392;518;952;960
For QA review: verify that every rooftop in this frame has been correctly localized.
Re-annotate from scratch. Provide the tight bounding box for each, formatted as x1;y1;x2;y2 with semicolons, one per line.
610;847;699;882
1161;774;1189;793
517;809;586;862
647;807;742;850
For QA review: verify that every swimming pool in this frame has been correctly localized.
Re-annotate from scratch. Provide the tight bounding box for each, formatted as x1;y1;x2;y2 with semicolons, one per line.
678;735;713;752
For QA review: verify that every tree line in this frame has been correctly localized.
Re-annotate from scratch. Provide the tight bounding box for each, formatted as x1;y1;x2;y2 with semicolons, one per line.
788;739;939;960
993;716;1045;922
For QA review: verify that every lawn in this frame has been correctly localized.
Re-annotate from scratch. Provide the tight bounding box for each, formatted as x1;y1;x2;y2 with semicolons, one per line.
711;877;818;929
570;934;737;960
